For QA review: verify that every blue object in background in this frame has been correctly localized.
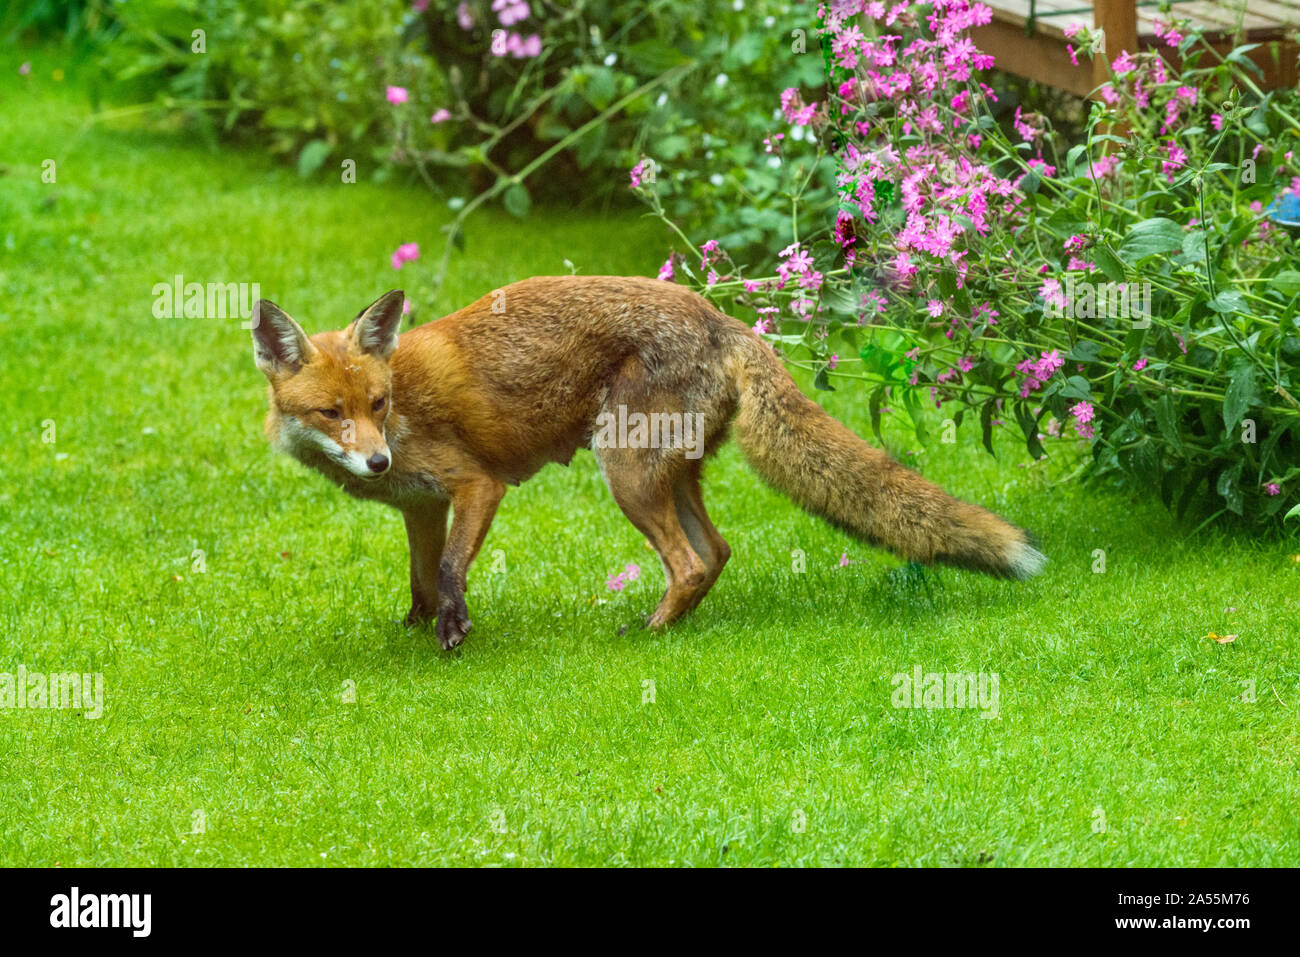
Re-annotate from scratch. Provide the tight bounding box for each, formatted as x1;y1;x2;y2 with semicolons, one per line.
1267;190;1300;227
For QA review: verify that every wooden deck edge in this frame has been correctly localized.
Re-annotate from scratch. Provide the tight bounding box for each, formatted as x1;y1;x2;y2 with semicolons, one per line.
973;20;1097;96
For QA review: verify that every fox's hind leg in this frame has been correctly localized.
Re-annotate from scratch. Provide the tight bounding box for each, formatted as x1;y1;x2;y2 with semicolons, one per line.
672;462;730;611
599;446;708;628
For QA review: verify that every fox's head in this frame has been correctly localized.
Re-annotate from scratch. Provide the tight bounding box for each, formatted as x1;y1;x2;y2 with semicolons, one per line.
252;290;405;479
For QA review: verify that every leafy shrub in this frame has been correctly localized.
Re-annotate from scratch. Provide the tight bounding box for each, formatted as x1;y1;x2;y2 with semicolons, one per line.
642;1;1300;527
85;1;826;295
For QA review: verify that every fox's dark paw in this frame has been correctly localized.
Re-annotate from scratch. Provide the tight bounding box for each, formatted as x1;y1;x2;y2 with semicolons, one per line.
436;596;472;650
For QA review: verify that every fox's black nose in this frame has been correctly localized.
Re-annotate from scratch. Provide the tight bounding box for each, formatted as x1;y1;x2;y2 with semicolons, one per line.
366;453;390;473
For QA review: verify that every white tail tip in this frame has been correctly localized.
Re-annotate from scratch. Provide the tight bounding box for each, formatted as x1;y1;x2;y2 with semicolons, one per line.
1007;541;1047;580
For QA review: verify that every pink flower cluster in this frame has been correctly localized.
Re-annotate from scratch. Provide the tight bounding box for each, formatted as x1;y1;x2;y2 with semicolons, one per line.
492;0;530;26
821;1;1030;292
390;242;420;270
1069;401;1095;439
606;563;641;592
1016;349;1064;398
493;32;541;58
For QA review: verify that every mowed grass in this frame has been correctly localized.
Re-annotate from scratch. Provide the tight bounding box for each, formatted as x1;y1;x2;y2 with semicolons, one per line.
2;48;1300;867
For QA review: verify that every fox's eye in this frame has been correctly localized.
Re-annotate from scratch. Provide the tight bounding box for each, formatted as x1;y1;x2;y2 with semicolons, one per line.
372;396;387;412
317;408;340;420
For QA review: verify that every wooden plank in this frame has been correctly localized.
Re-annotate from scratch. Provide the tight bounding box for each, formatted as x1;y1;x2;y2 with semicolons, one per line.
979;0;1299;92
1094;0;1139;86
972;17;1096;96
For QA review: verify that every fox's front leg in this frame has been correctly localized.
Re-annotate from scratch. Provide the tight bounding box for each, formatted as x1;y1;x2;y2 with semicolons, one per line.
436;476;505;650
403;501;449;626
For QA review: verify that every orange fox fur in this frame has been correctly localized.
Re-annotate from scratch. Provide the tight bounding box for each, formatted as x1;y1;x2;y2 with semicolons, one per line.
253;277;1044;649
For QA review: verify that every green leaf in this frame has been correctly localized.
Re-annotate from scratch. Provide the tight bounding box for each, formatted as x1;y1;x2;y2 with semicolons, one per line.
1269;270;1300;298
1015;403;1046;459
1284;502;1300;522
903;388;929;446
624;40;690;74
813;365;835;391
1060;375;1093;400
1246;102;1271;137
1208;290;1247;314
1067;340;1103;363
297;139;330;178
979;400;996;457
1154;394;1183;452
869;387;885;446
1118;217;1184;264
1216;460;1245;515
1092;245;1124;284
503;183;531;218
1222;361;1259;431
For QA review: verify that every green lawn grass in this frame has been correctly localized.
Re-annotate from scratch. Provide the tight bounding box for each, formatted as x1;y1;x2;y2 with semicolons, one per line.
3;49;1299;867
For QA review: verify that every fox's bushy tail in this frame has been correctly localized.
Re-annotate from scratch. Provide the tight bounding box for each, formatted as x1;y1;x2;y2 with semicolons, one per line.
728;339;1045;579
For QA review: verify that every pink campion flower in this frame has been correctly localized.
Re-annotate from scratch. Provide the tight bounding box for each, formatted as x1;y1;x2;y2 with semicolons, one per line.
1064;234;1088;253
1090;154;1119;179
1266;482;1281;496
1111;50;1136;74
1013;107;1040;143
926;299;944;318
781;243;813;274
18;62;30;75
779;88;803;123
1064;23;1081;40
1040;278;1067;312
838;551;852;567
957;355;975;372
1162;141;1189;182
791;103;817;126
629;160;649;188
1035;350;1064;378
390;242;419;270
386;85;408;104
413;0;429;10
763;133;784;153
1070;400;1095;435
1067;44;1079;67
828;353;840;370
1153;18;1183;47
430;108;451;123
456;2;476;29
657;256;674;282
402;299;412;314
1210;113;1224;130
493;0;531;27
1133;357;1148;371
605;563;640;592
1027;157;1056;178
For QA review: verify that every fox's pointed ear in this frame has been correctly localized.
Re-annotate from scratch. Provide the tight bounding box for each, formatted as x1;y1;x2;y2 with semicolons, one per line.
251;299;316;377
348;290;404;360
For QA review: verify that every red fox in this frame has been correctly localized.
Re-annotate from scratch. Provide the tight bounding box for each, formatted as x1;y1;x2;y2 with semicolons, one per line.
252;277;1044;649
